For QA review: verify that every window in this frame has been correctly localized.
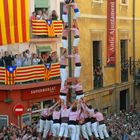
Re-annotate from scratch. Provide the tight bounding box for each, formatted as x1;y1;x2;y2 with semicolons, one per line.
0;115;8;128
120;0;128;5
22;114;31;126
91;0;103;7
92;0;103;3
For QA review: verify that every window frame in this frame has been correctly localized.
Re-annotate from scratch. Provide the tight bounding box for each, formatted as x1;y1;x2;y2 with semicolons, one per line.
120;0;129;6
0;115;9;128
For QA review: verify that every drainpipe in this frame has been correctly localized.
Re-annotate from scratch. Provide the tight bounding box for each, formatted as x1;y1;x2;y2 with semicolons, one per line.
132;0;136;108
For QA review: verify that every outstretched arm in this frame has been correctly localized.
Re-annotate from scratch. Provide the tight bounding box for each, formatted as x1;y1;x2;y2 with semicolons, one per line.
49;100;61;111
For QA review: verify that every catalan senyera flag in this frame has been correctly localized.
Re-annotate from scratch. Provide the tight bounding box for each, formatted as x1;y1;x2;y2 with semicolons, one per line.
46;19;55;37
32;20;63;36
45;63;60;80
5;66;17;85
0;0;30;46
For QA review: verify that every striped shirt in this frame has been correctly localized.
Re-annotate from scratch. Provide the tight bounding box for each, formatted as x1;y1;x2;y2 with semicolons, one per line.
53;111;61;120
60;86;69;94
74;53;81;64
69;111;80;121
62;28;69;37
71;28;80;36
93;112;104;122
61;107;71;118
71;83;83;92
60;55;67;66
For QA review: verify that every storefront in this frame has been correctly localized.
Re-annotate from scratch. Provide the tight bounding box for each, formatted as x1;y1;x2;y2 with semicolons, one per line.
0;79;73;128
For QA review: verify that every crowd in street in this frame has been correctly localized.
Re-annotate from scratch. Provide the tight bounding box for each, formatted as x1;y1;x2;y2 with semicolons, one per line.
0;104;140;140
0;50;58;67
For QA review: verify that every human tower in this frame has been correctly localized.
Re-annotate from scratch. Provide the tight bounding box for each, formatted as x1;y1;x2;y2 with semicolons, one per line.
38;1;110;140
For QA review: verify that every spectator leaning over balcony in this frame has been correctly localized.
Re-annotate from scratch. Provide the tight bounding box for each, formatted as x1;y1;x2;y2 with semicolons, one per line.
36;10;43;20
51;51;59;63
14;54;22;67
22;51;31;66
3;51;14;67
32;53;40;65
0;51;4;67
43;9;50;20
50;10;59;20
31;11;36;20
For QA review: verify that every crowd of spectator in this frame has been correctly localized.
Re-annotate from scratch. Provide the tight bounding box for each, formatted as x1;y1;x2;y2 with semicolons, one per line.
0;109;140;140
0;50;59;67
31;9;59;21
105;109;140;140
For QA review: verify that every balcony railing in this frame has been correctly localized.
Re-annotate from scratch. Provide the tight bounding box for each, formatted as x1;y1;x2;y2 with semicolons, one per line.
121;60;129;82
31;20;63;37
0;63;60;85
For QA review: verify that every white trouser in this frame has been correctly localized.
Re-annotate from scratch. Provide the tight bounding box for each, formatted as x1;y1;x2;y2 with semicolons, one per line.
68;125;76;140
38;119;45;133
62;14;68;23
73;38;80;47
98;124;109;139
86;122;92;137
76;94;84;100
43;120;51;138
59;123;69;138
73;12;80;20
60;68;67;88
91;122;99;138
74;66;82;78
52;123;60;137
62;39;68;49
81;124;89;140
75;125;80;140
59;95;67;105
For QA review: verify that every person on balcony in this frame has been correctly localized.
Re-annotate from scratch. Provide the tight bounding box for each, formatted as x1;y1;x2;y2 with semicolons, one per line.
32;53;41;65
51;51;59;63
36;10;43;20
30;11;36;20
14;54;22;67
0;51;4;67
22;51;31;66
43;9;50;20
50;10;59;20
70;23;80;48
3;51;14;67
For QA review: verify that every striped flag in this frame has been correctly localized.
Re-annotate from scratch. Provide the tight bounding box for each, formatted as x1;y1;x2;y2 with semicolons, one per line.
32;20;63;36
45;63;60;80
0;67;5;84
0;0;30;46
5;66;17;85
46;20;55;37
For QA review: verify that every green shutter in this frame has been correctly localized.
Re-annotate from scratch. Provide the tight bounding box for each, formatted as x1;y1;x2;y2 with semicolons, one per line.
35;0;49;8
37;46;51;53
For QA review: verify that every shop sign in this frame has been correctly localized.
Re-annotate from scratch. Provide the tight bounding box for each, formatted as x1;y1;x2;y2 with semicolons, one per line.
21;85;60;101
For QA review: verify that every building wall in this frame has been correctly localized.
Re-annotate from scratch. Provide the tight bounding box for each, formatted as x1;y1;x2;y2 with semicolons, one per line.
77;0;140;112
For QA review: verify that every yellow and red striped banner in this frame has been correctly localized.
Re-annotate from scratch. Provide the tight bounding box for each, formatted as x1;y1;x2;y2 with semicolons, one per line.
32;20;63;36
0;0;30;46
0;63;60;85
5;69;16;85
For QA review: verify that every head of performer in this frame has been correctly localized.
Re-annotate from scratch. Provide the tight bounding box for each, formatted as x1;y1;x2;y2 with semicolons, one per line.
65;0;71;4
73;48;78;54
88;105;93;109
71;106;77;112
94;109;99;114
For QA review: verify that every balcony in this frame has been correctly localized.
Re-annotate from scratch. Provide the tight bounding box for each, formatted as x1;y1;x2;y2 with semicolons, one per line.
31;20;63;39
121;60;129;82
0;63;60;85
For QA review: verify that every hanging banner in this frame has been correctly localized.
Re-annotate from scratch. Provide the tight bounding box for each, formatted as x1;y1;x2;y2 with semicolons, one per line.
106;0;116;66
